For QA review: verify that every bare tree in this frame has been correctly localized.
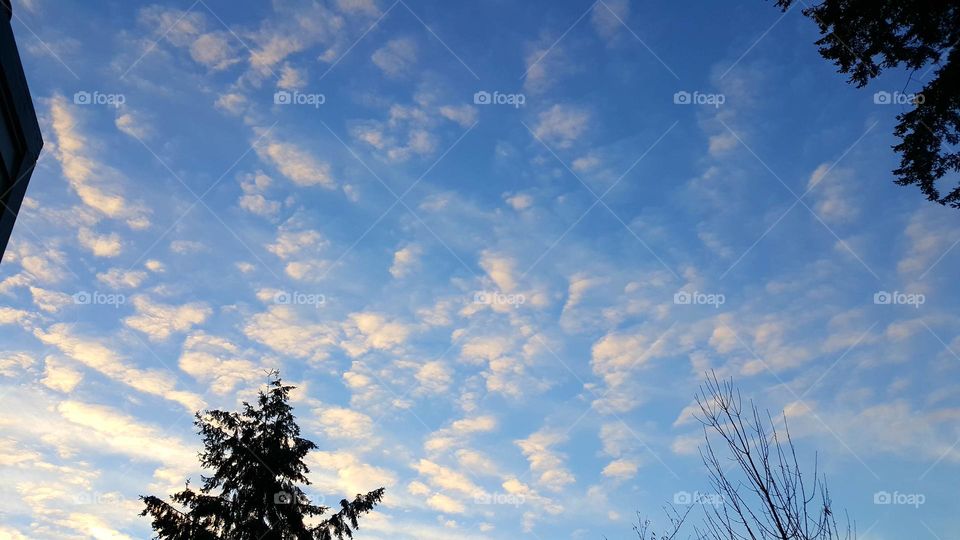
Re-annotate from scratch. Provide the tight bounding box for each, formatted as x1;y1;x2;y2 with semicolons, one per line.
628;374;854;540
632;506;692;540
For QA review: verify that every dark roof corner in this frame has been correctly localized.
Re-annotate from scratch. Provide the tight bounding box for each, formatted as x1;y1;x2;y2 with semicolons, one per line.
0;0;44;261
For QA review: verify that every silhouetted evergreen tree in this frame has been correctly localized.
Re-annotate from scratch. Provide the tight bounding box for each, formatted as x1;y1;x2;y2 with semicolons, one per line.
141;374;384;540
772;1;960;208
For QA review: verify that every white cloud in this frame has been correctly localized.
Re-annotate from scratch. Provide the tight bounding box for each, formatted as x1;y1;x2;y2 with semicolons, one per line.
897;208;952;278
501;477;563;528
458;333;551;399
2;242;69;288
255;135;336;188
523;40;572;94
267;228;325;259
561;273;602;316
590;0;630;42
427;492;465;514
336;0;381;16
123;295;211;341
708;132;737;155
239;172;282;217
312;406;375;441
417;298;456;327
407;480;431;496
352;124;385;149
139;7;239;71
33;324;203;411
265;227;328;279
572;155;600;171
284;259;330;280
390;244;422;278
350;97;464;163
424;415;497;453
49;95;149;229
598;422;636;457
169;240;205;254
278;64;307;89
0;307;34;327
439;105;477;127
178;333;262;394
533;104;589;149
591;331;664;380
55;399;197;484
0;389;196;536
515;428;575;492
455;448;499;477
371;38;417;77
0;352;34;376
807;164;859;223
115;111;150;139
246;2;361;77
29;287;73;313
340;312;412;357
415;360;453;395
785;398;960;465
96;268;147;289
414;459;484;500
505;193;533;211
189;31;239;70
77;228;122;257
244;305;339;361
215;92;248;116
305;451;396;500
479;251;518;292
601;458;637;479
41;356;83;392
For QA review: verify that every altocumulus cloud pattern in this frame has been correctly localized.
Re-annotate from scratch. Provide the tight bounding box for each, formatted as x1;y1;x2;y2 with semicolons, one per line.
0;0;958;538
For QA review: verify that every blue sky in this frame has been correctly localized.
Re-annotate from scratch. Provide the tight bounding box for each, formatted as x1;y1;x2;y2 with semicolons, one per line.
1;0;958;538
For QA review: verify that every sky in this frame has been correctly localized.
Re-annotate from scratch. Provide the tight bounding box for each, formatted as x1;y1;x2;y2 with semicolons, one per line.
0;0;958;538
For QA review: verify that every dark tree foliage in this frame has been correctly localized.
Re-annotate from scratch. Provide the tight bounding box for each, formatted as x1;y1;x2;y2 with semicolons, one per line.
773;1;960;208
141;375;384;540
